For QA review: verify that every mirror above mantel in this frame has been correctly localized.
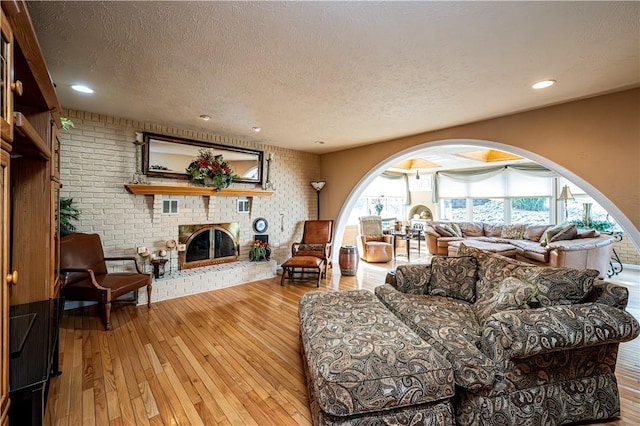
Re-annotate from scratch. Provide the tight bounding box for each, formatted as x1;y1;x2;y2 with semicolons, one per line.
143;132;264;185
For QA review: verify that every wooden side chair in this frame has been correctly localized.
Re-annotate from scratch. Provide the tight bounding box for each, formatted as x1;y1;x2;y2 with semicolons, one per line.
60;233;152;329
291;220;334;277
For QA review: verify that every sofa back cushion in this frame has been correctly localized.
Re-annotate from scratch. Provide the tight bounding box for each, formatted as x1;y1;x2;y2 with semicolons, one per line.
459;222;484;237
430;256;478;303
474;276;538;325
523;224;551;242
433;224;455;237
483;223;503;237
541;222;577;246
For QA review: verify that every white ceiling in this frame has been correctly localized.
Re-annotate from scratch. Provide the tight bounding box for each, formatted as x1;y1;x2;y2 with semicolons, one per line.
27;1;639;154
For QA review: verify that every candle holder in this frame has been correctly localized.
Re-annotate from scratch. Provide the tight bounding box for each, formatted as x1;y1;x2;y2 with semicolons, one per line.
166;239;177;274
137;246;150;272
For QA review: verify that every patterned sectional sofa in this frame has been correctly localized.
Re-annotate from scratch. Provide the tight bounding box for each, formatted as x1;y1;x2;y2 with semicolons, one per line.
298;244;639;425
424;221;615;278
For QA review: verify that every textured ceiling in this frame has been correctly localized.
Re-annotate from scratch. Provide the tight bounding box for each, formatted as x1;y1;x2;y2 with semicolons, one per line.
27;1;640;154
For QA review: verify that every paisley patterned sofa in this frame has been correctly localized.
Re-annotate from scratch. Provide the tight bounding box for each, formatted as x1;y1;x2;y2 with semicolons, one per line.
298;244;639;425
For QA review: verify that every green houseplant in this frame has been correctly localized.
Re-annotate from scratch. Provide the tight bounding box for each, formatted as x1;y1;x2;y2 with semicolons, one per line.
60;197;80;236
249;240;271;261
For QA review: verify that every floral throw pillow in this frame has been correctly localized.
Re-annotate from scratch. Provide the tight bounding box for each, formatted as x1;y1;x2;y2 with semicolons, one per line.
429;256;478;303
474;276;538;325
501;224;526;240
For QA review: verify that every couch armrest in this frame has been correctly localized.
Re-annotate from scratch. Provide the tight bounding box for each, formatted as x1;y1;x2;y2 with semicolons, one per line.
395;264;432;294
582;279;629;310
481;303;639;362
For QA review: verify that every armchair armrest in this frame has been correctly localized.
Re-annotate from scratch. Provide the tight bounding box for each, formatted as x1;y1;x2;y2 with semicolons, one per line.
60;267;109;291
395;264;432;294
105;256;146;274
482;303;640;362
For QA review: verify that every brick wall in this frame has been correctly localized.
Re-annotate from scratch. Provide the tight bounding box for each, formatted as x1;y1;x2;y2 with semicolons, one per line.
59;109;320;268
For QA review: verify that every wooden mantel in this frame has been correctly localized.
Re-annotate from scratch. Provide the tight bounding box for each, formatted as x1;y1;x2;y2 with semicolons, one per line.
124;184;274;197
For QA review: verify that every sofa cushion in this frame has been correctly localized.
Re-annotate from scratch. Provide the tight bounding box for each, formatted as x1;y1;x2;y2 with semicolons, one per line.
523;224;551;242
375;284;495;392
430;256;478;303
474;276;538;324
523;267;598;307
299;290;455;416
501;224;526;240
483;223;503;237
459;222;484;237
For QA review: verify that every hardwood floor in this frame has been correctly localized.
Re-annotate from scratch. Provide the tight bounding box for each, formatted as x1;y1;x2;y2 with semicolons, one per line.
45;257;640;425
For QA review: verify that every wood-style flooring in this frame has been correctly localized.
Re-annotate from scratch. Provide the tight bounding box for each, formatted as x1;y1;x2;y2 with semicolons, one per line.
45;256;640;425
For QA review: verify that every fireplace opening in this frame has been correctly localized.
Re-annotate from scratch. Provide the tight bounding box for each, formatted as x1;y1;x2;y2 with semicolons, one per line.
179;222;240;269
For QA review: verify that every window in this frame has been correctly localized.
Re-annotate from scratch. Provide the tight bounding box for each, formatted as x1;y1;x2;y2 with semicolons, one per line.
441;199;467;221
511;197;549;224
472;198;505;222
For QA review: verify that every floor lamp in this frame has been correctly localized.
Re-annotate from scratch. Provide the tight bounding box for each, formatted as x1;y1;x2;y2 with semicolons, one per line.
558;185;574;221
310;181;326;219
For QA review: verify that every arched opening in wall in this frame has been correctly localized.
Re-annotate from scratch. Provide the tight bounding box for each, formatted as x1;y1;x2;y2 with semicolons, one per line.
333;139;639;267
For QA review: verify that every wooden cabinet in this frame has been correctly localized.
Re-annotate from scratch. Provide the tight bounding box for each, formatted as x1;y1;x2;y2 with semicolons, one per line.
0;1;62;424
0;7;12;425
1;8;13;143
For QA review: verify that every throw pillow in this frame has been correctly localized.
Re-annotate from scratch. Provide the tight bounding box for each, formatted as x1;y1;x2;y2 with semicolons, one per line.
523;224;551;242
540;222;569;246
457;243;534;296
517;267;598;307
474;276;538;325
450;222;463;237
549;223;578;242
429;256;478;303
434;224;454;237
296;243;325;253
501;224;526;240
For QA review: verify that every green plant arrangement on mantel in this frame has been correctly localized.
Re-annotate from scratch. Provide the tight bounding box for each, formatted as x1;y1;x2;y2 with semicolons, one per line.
185;149;238;191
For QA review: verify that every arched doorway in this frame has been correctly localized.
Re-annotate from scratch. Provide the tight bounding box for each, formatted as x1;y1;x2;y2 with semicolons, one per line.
331;139;638;263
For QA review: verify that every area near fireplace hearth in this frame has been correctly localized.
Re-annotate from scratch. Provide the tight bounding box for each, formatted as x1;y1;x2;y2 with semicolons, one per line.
58;109;320;299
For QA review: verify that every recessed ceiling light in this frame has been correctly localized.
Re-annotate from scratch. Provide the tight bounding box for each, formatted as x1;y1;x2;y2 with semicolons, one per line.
252;127;261;132
199;115;211;121
314;140;325;145
71;84;94;94
532;80;556;89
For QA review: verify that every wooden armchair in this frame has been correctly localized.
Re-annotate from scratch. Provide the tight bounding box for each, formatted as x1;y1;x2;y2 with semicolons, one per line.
291;220;334;277
60;233;152;329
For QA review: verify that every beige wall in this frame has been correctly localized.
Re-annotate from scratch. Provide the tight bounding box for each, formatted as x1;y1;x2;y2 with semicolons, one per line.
320;88;640;256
